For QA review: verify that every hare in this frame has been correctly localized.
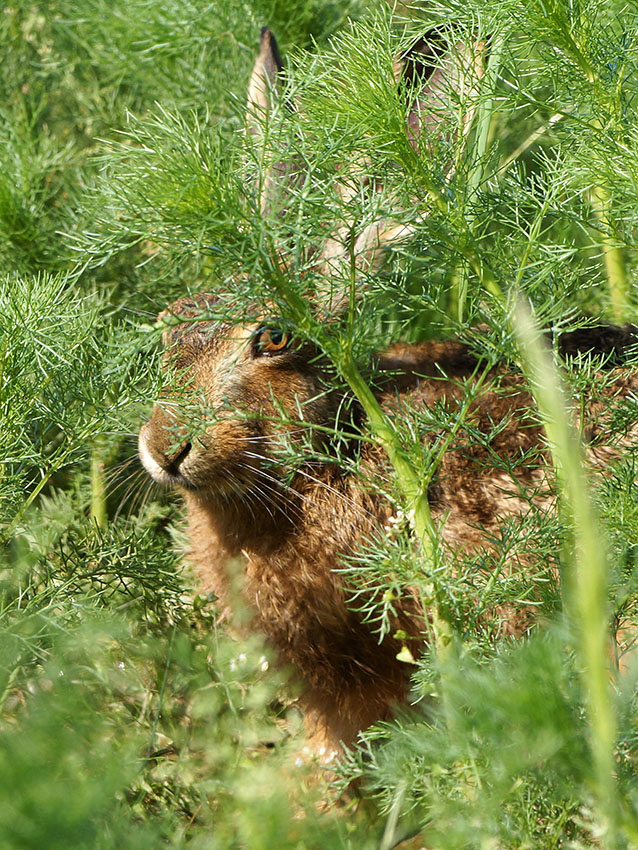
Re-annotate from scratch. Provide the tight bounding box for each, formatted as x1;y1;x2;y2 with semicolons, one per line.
139;28;638;752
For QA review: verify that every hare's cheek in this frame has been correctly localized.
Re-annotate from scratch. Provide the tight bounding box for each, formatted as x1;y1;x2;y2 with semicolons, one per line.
187;419;250;467
251;370;318;417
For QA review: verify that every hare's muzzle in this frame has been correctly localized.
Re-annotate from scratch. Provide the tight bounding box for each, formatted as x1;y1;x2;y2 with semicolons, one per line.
138;417;193;487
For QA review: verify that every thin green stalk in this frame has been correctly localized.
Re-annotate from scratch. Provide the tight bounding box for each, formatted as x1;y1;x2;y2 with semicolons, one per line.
345;230;451;650
2;454;70;544
512;298;618;845
146;622;177;759
591;183;630;324
0;665;20;716
448;260;469;323
337;355;452;651
497;112;563;178
446;33;506;319
538;7;630;323
267;255;452;651
90;437;108;530
462;243;504;302
379;780;407;850
467;35;504;193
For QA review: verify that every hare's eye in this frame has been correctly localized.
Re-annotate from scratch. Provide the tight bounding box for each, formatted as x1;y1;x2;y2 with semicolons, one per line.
253;326;291;357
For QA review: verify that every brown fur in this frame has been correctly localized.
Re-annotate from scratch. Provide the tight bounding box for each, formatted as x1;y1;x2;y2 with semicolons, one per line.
139;298;638;750
139;29;638;752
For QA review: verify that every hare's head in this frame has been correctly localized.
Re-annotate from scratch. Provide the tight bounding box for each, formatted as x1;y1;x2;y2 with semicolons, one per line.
138;293;342;497
139;28;486;498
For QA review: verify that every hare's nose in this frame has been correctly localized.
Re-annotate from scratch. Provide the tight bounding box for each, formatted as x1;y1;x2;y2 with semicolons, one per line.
165;441;192;475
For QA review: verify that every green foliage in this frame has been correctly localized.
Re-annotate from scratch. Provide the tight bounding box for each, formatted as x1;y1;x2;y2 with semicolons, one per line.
2;0;638;847
0;272;160;533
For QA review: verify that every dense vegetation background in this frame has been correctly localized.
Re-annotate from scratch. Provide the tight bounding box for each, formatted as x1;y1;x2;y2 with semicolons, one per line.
1;0;638;847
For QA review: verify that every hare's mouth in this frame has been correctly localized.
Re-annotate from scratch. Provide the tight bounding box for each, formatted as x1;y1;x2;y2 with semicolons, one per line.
139;428;262;497
177;461;257;497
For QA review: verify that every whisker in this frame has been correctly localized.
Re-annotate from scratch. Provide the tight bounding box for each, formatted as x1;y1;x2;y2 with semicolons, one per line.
137;478;161;517
237;463;300;522
233;427;307;443
241;450;376;523
106;464;144;496
130;475;162;520
114;467;151;520
103;454;139;483
294;466;376;523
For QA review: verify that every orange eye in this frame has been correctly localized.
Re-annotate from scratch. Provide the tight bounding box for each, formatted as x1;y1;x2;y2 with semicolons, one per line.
254;326;291;356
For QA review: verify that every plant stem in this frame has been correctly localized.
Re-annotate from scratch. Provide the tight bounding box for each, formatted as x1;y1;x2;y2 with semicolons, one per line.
449;30;500;321
512;298;618;845
496;112;563;177
268;256;453;652
2;455;68;543
591;183;630;324
90;437;108;530
462;31;505;208
337;354;452;652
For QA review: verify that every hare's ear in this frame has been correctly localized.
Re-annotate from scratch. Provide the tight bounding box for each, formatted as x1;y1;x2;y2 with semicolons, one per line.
397;32;487;156
245;29;302;219
246;27;284;137
333;32;487;278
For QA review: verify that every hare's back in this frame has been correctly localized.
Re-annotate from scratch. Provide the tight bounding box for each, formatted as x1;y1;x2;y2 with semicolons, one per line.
375;330;638;548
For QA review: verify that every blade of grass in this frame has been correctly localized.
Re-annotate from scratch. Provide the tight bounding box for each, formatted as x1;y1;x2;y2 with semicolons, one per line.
512;297;617;845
